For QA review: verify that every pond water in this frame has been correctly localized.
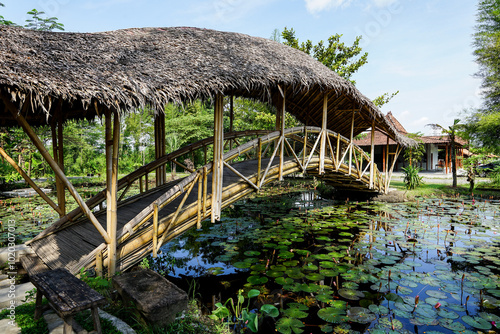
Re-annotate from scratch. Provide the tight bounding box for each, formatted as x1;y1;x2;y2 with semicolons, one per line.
150;184;500;334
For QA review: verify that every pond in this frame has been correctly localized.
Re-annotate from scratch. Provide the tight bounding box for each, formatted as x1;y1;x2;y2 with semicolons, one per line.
149;183;500;334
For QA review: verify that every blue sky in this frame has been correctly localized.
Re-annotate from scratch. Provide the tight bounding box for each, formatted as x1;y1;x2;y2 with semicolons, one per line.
1;0;481;134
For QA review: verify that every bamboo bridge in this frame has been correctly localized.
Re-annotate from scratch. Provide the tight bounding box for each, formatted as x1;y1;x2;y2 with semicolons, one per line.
0;26;414;277
26;126;395;274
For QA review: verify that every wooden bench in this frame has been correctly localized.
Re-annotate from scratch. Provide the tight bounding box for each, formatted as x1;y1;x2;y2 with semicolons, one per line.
21;255;107;334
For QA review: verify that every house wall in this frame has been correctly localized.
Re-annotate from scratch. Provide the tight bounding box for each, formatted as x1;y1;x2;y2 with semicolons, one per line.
426;144;439;171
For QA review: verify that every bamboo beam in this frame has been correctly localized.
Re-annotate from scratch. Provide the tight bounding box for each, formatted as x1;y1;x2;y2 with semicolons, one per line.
108;110;120;275
203;166;208;219
211;94;224;222
4;98;110;244
0;147;62;215
257;138;262;187
153;203;158;258
57;112;65;215
278;89;285;181
348;111;355;175
223;161;259;191
197;172;202;229
229;96;234;150
370;120;375;189
319;93;328;174
302;126;307;168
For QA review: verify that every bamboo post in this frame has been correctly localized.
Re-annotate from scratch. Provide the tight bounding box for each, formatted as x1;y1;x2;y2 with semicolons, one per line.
257;138;262;188
51;118;65;217
0;147;62;215
108;110;120;275
370;120;375;189
96;250;103;277
385;136;389;181
153;203;158;258
139;176;143;193
57;112;66;215
211;94;224;222
5;98;110;244
445;144;449;174
105;110;112;242
302;126;307;168
229;96;234;150
197;172;202;229
203;167;208;218
278;89;285;181
145;173;149;192
319;93;328;174
336;134;340;171
348;111;355;176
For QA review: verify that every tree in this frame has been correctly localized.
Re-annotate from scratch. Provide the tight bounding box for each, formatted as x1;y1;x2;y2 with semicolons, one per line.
24;8;64;31
427;119;463;187
401;133;425;190
471;0;500;153
282;27;368;84
281;27;398;108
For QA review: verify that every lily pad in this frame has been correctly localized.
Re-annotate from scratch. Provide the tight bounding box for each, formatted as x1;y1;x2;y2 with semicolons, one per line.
338;288;364;301
461;315;492;330
276;317;305;334
346;307;376;324
317;307;348;324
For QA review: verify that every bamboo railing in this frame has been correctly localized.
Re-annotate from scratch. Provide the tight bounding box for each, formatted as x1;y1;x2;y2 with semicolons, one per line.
64;126;387;274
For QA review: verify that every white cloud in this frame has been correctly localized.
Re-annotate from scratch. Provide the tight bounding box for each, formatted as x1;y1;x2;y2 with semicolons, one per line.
372;0;399;8
304;0;352;14
304;0;400;14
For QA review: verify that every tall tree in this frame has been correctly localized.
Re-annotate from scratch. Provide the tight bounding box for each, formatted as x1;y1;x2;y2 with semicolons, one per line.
282;27;368;84
472;0;500;153
427;119;463;187
281;27;398;107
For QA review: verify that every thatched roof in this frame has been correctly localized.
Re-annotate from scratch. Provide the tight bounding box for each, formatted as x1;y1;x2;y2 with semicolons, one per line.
0;26;413;146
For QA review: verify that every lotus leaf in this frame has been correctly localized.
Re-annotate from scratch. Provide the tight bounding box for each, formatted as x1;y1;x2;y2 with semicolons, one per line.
378;317;403;330
425;290;448;299
479;312;500;322
282;260;300;266
266;270;283;278
319;261;336;269
342;282;359;290
271;265;287;271
250;264;266;271
317;307;348;324
247;275;268;285
338;288;364;300
439;318;466;331
275;277;293;285
394;302;413;313
233;261;251;269
410;317;439;326
276;317;305;334
368;304;389;315
346;307;376;324
319;269;339;277
261;304;279;318
244;250;261;256
286;268;305;279
437;308;459;320
461;315;492;330
303;263;318;271
306;273;325;282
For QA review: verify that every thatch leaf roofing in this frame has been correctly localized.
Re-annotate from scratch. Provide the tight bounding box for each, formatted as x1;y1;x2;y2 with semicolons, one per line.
0;25;413;146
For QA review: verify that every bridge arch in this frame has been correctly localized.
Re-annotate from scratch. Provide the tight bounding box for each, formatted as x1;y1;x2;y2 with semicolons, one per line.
0;26;413;275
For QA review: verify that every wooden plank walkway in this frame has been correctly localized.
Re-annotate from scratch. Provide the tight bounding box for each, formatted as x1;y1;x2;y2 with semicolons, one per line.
28;156;377;274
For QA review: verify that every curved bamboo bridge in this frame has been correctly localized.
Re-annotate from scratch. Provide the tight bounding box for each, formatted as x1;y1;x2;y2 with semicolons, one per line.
26;126;395;274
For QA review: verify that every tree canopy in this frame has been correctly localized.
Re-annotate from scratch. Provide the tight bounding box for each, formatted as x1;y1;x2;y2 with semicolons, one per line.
471;0;500;153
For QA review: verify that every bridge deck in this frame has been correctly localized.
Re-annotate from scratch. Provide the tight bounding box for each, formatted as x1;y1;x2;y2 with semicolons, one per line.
29;153;380;273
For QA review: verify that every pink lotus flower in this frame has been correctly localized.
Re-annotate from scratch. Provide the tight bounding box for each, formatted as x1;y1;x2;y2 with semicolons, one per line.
434;302;441;309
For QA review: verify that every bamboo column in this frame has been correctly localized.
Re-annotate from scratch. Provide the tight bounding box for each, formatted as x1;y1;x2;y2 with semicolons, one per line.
154;113;166;186
385;136;389;180
4;98;110;244
211;94;224;222
229;96;234;150
278;88;285;181
348;111;355;175
106;109;120;275
445;144;449;174
369;120;375;189
319;93;328;174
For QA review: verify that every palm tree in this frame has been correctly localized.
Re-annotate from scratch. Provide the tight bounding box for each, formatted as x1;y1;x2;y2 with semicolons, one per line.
427;119;462;187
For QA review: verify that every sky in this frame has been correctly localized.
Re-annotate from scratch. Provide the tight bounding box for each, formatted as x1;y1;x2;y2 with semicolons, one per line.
1;0;482;135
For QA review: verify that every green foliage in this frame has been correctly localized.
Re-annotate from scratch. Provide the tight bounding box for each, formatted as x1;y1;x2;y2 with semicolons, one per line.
372;91;399;108
0;301;48;333
79;268;111;297
209;289;279;333
472;0;500;152
282;27;368;83
402;165;423;190
24;9;64;31
403;133;425;167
